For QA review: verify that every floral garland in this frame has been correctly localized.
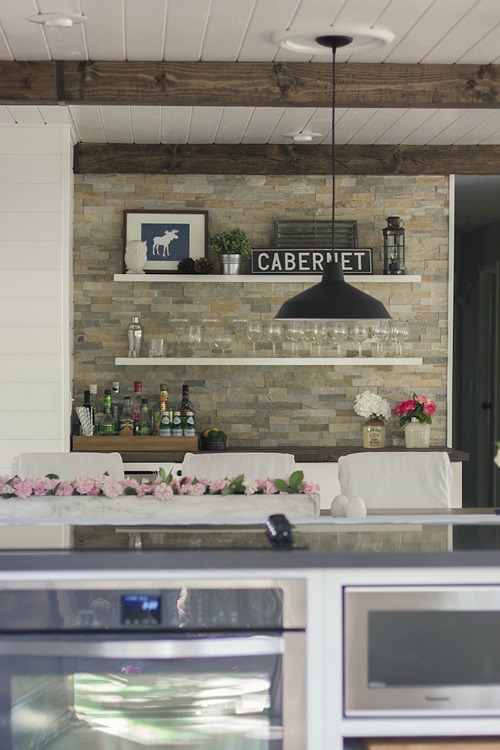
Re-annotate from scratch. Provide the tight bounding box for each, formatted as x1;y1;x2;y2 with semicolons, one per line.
0;468;319;501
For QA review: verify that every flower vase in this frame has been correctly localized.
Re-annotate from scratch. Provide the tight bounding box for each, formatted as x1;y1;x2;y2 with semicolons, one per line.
404;417;431;448
363;416;386;449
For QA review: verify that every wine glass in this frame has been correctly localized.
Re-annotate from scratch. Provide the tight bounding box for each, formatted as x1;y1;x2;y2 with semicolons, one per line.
231;318;248;353
330;322;348;356
186;324;203;356
390;321;409;356
265;321;283;357
285;322;305;356
351;322;369;357
306;322;328;356
213;330;232;355
371;320;390;356
201;316;218;356
169;316;188;354
246;321;262;356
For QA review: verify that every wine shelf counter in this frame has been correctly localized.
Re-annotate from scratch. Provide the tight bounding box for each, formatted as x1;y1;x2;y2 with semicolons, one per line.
114;357;423;367
114;274;422;283
73;436;198;452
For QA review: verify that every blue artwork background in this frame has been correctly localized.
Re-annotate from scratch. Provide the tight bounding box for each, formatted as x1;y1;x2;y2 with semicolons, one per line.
141;222;190;261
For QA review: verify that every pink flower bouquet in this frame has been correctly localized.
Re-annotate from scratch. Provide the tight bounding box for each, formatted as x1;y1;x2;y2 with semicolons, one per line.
395;392;436;428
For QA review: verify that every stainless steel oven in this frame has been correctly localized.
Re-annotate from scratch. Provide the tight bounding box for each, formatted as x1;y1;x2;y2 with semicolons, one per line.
344;585;500;717
0;576;306;749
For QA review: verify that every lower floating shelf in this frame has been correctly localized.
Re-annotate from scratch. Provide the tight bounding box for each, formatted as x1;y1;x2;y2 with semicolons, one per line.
115;357;423;367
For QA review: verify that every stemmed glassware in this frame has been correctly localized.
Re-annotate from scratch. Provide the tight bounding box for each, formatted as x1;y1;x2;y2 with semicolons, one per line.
169;316;188;355
351;322;369;357
213;330;232;355
231;318;248;354
186;324;203;356
201;316;218;356
390;321;409;356
246;321;262;356
371;320;390;356
305;322;328;356
265;321;283;357
330;322;348;356
285;322;305;356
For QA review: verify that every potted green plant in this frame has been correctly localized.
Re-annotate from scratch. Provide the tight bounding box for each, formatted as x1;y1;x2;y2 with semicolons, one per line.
209;227;251;275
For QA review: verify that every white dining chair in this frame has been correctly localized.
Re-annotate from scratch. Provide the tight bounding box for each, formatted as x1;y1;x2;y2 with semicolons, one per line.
180;451;296;480
11;452;125;480
337;451;452;510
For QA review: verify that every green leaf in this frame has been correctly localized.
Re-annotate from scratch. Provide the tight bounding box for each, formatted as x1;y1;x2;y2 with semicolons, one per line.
45;473;60;479
274;478;290;493
287;470;304;493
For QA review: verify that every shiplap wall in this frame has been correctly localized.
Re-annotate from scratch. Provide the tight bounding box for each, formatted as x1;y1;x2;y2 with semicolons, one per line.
0;125;73;475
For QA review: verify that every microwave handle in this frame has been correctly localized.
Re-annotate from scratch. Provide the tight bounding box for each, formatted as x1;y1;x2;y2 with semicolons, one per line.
0;635;284;660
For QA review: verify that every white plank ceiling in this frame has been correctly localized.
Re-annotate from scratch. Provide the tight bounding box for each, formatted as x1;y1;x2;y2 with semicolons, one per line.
0;0;500;146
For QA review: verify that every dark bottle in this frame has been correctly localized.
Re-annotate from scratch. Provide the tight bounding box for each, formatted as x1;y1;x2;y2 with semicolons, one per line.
83;389;94;428
111;381;124;430
178;384;195;437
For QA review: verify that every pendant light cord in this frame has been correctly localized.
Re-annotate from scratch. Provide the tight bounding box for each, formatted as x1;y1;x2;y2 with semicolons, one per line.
331;44;337;253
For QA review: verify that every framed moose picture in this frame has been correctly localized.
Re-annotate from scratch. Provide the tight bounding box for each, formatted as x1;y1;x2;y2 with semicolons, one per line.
123;210;208;273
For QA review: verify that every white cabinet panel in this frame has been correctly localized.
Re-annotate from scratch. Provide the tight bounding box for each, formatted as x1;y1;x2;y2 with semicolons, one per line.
0;155;63;183
0;241;62;270
2;326;62;354
0;183;63;213
0;411;62;440
0;299;63;325
0;271;62;298
1;212;63;242
0;354;62;382
0;127;63;154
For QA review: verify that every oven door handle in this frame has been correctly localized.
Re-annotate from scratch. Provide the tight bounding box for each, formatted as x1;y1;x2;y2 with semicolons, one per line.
0;635;284;659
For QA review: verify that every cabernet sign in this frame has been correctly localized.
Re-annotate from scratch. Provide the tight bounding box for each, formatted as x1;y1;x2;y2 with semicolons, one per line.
251;248;373;275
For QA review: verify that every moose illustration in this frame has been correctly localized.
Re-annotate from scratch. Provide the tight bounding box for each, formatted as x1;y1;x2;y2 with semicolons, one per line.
152;228;180;257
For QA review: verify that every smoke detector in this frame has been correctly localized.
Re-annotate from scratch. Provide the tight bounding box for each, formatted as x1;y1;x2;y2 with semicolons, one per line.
28;13;88;28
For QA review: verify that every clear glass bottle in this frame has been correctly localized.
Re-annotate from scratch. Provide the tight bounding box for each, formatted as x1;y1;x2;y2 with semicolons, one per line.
119;396;134;436
138;398;152;436
111;381;124;430
130;381;143;432
99;389;116;435
89;383;101;433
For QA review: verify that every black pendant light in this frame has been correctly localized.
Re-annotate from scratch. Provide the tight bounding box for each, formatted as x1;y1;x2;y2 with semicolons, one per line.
275;34;391;321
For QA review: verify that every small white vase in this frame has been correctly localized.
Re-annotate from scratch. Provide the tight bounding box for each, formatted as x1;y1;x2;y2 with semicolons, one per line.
404;417;431;448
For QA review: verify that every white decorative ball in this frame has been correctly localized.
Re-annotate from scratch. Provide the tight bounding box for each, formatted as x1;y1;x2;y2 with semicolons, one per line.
331;494;349;517
345;496;367;519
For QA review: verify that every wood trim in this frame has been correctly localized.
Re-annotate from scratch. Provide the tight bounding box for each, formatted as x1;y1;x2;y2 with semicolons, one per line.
1;60;500;108
74;142;500;175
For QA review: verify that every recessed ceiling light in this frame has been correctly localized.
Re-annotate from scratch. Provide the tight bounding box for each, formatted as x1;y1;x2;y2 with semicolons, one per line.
28;13;88;29
272;26;394;55
284;132;322;143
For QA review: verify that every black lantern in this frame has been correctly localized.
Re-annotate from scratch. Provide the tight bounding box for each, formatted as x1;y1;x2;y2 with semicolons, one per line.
383;216;405;275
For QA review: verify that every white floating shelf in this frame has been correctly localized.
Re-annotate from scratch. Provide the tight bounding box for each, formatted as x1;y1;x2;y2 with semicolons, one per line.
115;357;423;367
114;274;421;284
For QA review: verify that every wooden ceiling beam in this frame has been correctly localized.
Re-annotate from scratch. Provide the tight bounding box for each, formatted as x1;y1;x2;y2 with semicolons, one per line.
74;143;500;175
1;60;500;107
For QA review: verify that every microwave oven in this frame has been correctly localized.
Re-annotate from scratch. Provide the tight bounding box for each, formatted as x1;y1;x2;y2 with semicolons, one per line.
344;585;500;717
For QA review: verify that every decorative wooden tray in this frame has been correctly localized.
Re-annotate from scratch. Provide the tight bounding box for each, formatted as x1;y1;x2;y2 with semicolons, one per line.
72;436;198;452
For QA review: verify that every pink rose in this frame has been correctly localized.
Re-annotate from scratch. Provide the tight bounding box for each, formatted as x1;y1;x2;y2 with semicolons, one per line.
153;483;174;501
101;478;124;499
395;399;416;416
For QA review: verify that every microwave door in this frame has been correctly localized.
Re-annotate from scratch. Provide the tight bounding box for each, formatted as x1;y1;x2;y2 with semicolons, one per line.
344;586;500;716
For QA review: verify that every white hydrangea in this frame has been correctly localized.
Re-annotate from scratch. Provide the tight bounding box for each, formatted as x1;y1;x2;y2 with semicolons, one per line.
353;390;391;421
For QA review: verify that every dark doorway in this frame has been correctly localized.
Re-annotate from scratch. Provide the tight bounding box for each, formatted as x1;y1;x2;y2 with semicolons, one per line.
454;175;500;507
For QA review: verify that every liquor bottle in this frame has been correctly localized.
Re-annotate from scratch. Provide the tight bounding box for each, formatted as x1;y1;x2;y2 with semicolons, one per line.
111;381;124;430
138;398;152;436
99;389;116;435
152;383;169;435
89;383;102;433
130;381;143;432
119;396;134;436
178;384;195;437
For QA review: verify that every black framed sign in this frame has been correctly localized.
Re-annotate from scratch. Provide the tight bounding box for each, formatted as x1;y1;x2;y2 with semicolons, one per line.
123;210;208;273
251;248;373;275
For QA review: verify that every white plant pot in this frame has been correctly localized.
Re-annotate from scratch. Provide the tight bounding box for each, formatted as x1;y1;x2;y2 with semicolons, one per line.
404;417;431;448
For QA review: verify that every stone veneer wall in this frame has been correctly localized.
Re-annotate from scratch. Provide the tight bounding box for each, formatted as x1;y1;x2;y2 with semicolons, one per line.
73;174;449;447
